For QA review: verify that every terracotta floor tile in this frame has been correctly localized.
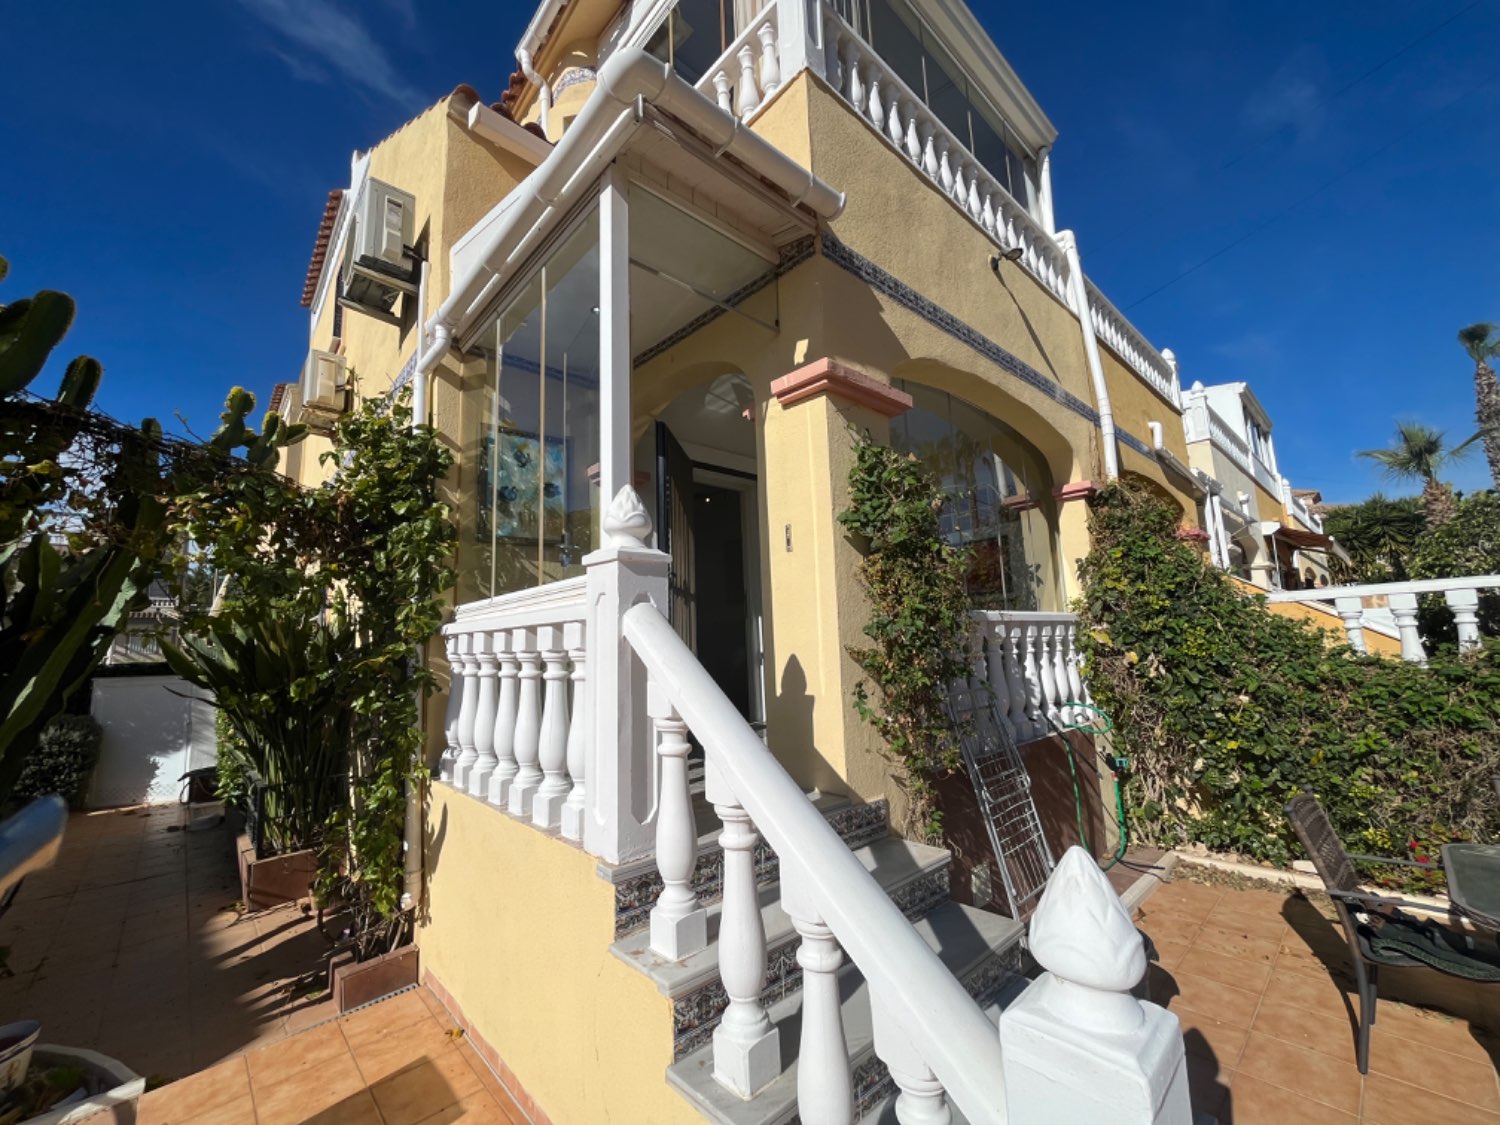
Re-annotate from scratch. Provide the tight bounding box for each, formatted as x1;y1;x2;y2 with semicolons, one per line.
1249;996;1358;1065
1218;885;1299;912
1363;1070;1500;1125
1161;969;1264;1029
254;1050;368;1125
1370;1021;1499;1068
1174;1004;1251;1069
369;1045;485;1125
246;1019;350;1089
1367;1029;1500;1110
1225;1071;1356;1125
1234;1031;1363;1114
1203;902;1288;943
302;1089;386;1125
417;1090;526;1125
1150;936;1191;972
1151;880;1224;918
137;1056;251;1123
418;985;450;1019
1137;910;1206;948
1191;921;1282;965
1376;999;1494;1056
348;1013;461;1084
1177;946;1272;993
338;989;430;1045
1260;965;1357;1021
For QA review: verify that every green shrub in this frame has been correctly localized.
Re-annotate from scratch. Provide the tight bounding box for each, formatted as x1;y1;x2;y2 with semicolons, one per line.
1076;483;1500;876
13;715;101;806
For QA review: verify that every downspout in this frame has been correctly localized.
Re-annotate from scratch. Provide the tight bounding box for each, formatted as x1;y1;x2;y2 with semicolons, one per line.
518;49;553;139
1059;231;1118;480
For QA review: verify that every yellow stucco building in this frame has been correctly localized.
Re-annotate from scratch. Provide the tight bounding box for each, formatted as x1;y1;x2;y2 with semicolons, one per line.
266;1;1317;1120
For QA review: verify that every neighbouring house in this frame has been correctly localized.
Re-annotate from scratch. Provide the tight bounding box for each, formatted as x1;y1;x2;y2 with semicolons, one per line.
267;0;1423;1120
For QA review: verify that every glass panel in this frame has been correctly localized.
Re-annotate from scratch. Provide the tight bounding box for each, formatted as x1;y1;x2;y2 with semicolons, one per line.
627;186;777;358
868;0;925;102
890;380;1060;611
644;0;749;86
473;206;601;598
919;29;970;148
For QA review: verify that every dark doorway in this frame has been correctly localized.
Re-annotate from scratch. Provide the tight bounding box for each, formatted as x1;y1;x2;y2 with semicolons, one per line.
691;485;752;719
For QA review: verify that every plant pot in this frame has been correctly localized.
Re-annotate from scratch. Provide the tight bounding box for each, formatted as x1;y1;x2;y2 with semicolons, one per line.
236;833;317;910
20;1045;144;1124
0;1021;40;1092
329;945;419;1013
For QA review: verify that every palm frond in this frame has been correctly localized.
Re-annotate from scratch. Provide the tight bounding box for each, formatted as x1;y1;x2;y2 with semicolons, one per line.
1458;322;1500;364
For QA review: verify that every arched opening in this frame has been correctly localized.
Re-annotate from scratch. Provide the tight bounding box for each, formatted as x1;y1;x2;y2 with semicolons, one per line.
889;378;1066;611
633;369;766;724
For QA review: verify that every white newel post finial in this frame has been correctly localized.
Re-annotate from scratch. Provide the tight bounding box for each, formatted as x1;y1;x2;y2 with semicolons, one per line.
1000;847;1192;1125
584;486;671;863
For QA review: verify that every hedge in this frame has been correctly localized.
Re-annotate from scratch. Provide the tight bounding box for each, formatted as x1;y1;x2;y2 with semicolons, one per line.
14;715;102;807
1075;483;1500;877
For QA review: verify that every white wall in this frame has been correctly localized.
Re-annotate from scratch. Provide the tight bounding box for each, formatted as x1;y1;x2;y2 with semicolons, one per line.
87;675;216;808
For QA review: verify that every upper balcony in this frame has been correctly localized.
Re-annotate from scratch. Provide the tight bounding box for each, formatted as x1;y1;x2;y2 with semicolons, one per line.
588;0;1182;409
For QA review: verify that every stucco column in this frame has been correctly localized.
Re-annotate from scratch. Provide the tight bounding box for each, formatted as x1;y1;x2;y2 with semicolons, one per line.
759;357;912;804
1052;481;1099;600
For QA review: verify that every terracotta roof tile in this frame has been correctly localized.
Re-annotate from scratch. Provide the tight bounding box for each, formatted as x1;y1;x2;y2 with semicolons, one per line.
300;189;344;308
268;381;294;414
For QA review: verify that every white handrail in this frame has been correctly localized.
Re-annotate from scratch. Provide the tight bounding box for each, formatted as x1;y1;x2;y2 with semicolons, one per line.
1267;575;1498;662
1264;576;1500;603
622;601;1006;1123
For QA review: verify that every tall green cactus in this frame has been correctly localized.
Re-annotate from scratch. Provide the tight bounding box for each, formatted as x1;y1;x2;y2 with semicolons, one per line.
0;254;302;800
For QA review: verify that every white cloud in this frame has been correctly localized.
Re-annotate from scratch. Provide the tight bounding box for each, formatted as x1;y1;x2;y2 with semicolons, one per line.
1243;46;1330;148
236;0;421;106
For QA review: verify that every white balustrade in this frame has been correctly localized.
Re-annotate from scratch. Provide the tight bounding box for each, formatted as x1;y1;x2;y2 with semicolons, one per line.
439;633;463;783
560;621;589;841
781;866;854;1124
452;634;478;788
436;579;588;832
468;633;499;797
1267;575;1500;663
697;5;782;123
971;611;1092;742
706;756;780;1098
647;685;709;960
488;633;519;806
1083;283;1181;407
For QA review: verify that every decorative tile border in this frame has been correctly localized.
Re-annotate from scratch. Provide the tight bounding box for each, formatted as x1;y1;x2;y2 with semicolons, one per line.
818;232;1155;459
668;861;948;1059
613;798;891;937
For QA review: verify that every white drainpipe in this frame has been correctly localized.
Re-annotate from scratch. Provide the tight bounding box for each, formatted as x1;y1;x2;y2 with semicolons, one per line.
1059;231;1118;480
518;49;553;138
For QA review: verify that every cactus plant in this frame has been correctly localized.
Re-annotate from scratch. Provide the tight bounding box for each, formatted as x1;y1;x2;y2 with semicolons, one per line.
0;255;302;801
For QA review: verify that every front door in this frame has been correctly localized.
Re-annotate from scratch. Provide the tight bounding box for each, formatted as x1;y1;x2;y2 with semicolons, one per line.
654;421;764;725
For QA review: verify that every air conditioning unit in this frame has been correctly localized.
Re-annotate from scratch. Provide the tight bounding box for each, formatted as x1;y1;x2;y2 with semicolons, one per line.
339;178;418;325
301;349;348;429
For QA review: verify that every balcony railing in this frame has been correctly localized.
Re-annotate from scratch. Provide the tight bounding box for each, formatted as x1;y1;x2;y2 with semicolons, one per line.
969;611;1090;744
1266;576;1500;663
1083;282;1181;407
1286;491;1322;534
694;2;783;122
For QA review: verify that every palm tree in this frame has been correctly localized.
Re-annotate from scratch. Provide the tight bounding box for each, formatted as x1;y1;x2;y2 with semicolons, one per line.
1459;323;1500;488
1357;422;1474;527
1322;493;1424;582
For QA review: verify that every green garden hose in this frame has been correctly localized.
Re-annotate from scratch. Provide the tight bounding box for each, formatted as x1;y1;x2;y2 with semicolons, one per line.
1046;702;1133;871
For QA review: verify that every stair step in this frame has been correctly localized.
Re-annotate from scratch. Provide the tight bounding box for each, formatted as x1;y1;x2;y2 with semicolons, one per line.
666;901;1027;1125
606;796;889;938
613;836;953;1059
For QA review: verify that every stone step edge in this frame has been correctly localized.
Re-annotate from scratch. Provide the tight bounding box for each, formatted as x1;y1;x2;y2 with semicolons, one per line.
665;901;1027;1125
607;798;890;939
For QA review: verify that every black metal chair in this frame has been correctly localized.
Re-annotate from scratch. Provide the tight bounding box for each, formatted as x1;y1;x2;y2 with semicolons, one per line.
1285;793;1500;1073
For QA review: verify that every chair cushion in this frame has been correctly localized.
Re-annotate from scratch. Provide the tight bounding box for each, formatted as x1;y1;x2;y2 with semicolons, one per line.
1361;912;1500;981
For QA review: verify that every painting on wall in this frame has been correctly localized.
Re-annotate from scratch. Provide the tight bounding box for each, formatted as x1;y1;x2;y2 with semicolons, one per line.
477;428;568;543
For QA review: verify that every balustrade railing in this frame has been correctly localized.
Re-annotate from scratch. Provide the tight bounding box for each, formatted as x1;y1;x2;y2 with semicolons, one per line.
438;578;589;839
1266;576;1500;664
695;3;782;122
1083;282;1181;407
970;611;1090;744
821;9;1071;309
819;10;1178;406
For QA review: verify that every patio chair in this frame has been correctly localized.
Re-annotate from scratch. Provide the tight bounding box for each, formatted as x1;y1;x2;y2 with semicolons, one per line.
1284;793;1500;1074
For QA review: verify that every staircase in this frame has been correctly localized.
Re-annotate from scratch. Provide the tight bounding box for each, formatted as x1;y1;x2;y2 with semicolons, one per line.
608;794;1028;1122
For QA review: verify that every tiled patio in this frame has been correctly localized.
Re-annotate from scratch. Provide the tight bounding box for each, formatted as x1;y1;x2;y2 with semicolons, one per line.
0;803;336;1080
1137;872;1500;1124
136;987;527;1124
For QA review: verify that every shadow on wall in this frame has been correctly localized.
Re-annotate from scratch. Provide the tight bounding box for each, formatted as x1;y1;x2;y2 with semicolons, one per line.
771;655;840;795
87;674;200;808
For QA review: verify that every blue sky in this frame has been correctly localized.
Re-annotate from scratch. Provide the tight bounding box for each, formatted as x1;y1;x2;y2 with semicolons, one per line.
4;0;1497;502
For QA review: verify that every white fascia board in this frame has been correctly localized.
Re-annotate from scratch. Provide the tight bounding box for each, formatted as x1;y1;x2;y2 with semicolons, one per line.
915;0;1058;152
468;103;554;164
1238;384;1274;431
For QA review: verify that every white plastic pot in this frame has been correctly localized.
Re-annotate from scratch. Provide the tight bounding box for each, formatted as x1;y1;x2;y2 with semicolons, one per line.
0;1021;40;1093
21;1045;144;1125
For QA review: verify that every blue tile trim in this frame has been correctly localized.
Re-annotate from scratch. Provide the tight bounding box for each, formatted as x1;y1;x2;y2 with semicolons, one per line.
817;232;1152;455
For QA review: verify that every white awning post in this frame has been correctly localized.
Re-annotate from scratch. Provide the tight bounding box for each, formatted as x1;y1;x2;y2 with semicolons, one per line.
599;166;631;509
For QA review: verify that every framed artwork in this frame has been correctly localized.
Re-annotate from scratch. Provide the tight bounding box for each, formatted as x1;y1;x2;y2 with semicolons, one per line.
477;428;568;543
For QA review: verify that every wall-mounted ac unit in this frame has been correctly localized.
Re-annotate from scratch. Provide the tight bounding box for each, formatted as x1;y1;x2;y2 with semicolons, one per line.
339;178;418;325
301;349;348;429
